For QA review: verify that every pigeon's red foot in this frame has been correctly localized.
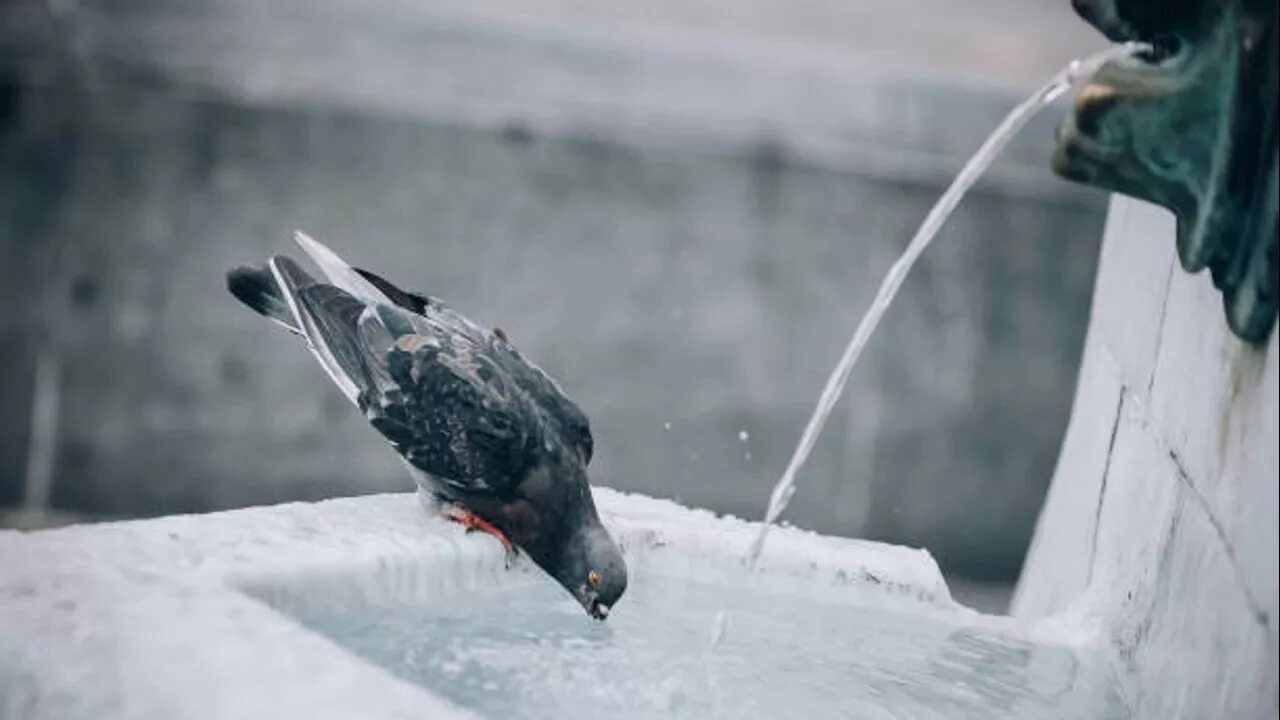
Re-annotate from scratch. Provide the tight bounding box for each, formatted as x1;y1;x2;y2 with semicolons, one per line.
444;505;517;567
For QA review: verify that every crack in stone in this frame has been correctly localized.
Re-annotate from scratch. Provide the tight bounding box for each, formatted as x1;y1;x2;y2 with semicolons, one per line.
1087;387;1126;586
1163;444;1272;631
1114;383;1273;633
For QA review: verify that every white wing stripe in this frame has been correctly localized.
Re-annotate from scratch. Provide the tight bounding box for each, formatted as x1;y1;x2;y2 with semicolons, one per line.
268;256;362;406
293;231;394;308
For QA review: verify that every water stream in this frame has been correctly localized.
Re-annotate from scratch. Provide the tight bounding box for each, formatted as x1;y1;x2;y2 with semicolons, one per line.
746;42;1150;566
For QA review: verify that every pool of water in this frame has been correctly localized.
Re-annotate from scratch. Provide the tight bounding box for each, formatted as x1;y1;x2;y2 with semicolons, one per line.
288;572;1127;720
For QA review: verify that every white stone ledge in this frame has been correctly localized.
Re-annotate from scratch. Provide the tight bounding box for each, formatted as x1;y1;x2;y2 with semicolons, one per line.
0;488;963;720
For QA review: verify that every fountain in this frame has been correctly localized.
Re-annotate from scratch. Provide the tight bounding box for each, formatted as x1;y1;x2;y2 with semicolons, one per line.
1;2;1275;719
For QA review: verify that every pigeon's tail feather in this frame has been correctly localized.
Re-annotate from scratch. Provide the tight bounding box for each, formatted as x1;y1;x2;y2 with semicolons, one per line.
226;264;301;335
292;231;394;308
269;255;372;406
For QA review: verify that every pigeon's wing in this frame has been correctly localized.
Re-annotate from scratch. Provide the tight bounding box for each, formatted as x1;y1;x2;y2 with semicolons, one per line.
292;231;393;308
291;231;481;336
272;256;539;495
492;344;595;465
232;231;431;327
290;231;593;465
554;390;594;465
268;257;365;404
353;267;432;316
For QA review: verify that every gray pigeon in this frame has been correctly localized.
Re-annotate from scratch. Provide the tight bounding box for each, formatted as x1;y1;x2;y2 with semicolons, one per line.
226;232;627;620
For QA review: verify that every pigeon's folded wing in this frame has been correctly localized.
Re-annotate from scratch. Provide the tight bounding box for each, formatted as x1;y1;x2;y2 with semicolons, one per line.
272;255;540;496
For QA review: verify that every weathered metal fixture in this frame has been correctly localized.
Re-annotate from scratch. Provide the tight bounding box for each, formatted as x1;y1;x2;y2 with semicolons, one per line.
1054;0;1278;344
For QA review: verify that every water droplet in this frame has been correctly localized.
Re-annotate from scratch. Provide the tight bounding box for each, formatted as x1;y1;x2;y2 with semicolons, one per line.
663;422;672;431
737;430;749;442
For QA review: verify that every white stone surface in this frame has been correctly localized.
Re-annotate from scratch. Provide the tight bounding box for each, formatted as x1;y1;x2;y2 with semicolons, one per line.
1010;330;1123;620
1013;195;1279;719
0;488;959;720
1089;198;1177;394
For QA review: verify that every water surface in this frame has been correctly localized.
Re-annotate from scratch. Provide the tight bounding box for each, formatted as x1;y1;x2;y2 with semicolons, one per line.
291;573;1126;720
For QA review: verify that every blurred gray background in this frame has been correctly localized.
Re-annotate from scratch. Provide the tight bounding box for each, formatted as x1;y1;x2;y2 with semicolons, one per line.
0;0;1107;608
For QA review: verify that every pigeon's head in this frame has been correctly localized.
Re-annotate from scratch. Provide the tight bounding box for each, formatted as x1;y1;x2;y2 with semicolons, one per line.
520;468;628;620
509;439;628;620
559;518;628;620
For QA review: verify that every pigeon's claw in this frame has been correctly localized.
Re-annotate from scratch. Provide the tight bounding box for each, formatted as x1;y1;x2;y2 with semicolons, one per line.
444;505;516;561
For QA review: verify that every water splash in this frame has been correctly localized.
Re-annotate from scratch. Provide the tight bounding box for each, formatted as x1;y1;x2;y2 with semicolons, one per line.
746;42;1150;567
708;610;729;652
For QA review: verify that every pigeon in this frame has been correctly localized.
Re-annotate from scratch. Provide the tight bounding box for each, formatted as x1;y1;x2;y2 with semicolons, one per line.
226;232;627;620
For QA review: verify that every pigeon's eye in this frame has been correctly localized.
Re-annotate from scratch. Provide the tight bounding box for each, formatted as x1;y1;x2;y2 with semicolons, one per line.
587;570;601;588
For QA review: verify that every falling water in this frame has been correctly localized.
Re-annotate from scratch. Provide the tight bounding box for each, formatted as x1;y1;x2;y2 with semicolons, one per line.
745;42;1151;566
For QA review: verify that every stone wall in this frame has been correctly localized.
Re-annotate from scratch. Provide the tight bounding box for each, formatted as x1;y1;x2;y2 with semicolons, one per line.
1013;196;1278;718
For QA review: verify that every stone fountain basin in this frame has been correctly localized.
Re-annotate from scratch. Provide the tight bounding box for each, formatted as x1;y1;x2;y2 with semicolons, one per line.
0;489;1122;720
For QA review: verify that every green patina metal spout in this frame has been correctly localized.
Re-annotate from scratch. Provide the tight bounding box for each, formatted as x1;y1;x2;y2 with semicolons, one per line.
1055;0;1278;344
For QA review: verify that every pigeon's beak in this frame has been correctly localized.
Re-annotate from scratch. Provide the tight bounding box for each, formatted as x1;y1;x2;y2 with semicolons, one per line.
588;600;611;621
